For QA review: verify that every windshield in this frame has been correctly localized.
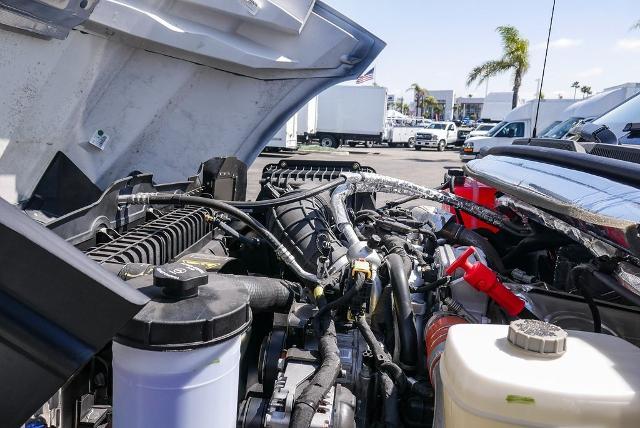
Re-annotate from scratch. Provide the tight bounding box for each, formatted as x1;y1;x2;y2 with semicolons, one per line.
486;121;507;136
427;123;446;130
594;93;640;136
476;124;495;131
539;121;561;136
541;117;583;139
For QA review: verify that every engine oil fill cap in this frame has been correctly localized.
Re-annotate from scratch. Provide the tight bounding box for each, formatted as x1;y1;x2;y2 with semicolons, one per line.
508;319;567;356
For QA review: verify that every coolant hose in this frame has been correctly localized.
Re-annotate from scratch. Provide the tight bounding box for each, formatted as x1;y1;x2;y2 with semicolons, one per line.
438;221;506;273
382;236;412;275
216;274;296;312
290;312;341;428
387;254;418;370
117;193;320;285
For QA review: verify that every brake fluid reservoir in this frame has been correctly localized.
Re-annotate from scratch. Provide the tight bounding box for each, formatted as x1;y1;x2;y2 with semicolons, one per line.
112;263;251;428
440;320;640;427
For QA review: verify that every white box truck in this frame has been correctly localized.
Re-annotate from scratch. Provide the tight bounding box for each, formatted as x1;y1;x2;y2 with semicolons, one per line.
296;103;310;143
461;98;575;160
308;85;387;148
265;115;298;152
480;92;516;121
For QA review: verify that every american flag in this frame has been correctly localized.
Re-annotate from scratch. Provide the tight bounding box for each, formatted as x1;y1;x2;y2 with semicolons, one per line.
356;67;374;84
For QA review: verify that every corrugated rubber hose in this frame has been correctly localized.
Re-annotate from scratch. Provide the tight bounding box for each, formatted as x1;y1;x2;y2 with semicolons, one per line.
386;253;418;370
290;309;341;428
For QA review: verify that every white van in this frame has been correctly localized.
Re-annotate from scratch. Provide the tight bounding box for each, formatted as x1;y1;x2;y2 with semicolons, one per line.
461;99;575;160
541;84;640;140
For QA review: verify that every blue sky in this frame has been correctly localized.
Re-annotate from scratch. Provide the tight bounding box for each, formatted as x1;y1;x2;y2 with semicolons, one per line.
323;0;640;101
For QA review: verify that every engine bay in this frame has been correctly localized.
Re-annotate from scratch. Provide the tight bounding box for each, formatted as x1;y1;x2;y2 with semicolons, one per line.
13;155;640;428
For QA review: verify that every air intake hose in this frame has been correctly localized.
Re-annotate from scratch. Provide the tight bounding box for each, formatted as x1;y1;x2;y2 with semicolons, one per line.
437;221;505;273
212;274;297;312
267;191;348;276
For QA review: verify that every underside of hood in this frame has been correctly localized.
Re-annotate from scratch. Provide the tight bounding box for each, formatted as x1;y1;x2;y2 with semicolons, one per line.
0;0;385;204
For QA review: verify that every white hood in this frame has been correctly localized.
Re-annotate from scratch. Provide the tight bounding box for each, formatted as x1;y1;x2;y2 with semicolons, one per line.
0;0;384;203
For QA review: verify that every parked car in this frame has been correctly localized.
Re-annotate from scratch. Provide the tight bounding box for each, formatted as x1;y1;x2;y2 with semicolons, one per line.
461;99;575;160
455;126;474;146
415;121;458;151
466;123;497;139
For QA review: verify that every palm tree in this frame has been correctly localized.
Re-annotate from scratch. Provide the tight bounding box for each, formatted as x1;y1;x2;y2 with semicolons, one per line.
467;26;530;109
571;81;580;99
433;104;444;121
407;83;427;117
421;95;440;119
580;85;592;99
393;101;410;115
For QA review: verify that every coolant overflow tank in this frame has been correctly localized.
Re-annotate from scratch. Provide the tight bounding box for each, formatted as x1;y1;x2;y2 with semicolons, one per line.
440;322;640;427
112;262;251;428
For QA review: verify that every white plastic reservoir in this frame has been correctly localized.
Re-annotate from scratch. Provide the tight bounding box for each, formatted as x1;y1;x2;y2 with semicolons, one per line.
441;323;640;427
113;338;241;427
112;262;251;428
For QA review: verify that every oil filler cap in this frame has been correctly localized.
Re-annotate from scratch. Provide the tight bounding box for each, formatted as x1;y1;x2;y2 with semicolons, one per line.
508;319;567;356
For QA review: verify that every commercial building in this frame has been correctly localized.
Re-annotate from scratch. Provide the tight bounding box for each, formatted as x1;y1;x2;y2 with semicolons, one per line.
455;96;484;120
404;87;455;120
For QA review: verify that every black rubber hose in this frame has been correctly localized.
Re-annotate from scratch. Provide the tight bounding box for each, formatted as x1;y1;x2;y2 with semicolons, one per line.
314;273;366;319
384;194;420;208
355;316;430;397
569;264;602;333
412;276;451;293
290;313;341;428
438;221;506;273
383;180;451;209
381;236;412;276
355;316;404;390
222;275;296;312
117;193;319;284
502;232;571;267
387;254;418;370
229;178;346;210
380;373;399;428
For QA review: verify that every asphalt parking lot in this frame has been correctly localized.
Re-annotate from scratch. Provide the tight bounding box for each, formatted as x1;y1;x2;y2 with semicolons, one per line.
247;145;463;205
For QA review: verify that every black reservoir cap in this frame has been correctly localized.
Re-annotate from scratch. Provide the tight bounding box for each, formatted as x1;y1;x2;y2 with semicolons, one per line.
116;266;251;350
154;262;208;298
